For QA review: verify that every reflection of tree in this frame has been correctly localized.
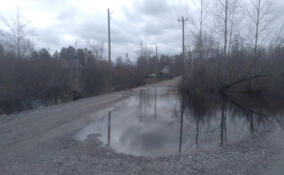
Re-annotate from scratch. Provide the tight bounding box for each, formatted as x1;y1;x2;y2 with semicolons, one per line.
220;101;227;146
224;95;273;135
138;88;157;122
139;89;142;122
178;92;284;149
142;89;154;107
183;94;220;148
196;117;200;148
249;112;254;135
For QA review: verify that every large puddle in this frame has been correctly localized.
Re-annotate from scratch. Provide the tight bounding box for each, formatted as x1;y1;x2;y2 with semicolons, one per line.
75;87;284;157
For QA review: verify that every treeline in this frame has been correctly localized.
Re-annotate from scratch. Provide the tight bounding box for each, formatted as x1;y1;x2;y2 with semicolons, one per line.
0;44;181;114
181;37;284;97
180;0;284;98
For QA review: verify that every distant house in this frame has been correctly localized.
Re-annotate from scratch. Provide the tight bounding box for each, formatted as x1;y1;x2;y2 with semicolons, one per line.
159;66;171;79
145;74;157;84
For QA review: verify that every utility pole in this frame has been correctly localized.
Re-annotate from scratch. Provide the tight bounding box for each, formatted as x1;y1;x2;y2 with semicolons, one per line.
107;8;112;92
178;17;188;74
155;45;158;78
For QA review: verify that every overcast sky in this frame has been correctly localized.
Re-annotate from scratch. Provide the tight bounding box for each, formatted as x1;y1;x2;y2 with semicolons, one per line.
0;0;283;60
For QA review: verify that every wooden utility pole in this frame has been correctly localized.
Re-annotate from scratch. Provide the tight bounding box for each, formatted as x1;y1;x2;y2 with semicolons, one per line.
178;17;188;74
155;45;158;77
107;8;112;92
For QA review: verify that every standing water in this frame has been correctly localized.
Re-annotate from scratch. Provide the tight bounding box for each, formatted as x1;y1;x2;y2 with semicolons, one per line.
75;87;284;157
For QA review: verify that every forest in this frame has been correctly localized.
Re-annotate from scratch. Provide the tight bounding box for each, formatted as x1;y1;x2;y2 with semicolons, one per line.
179;0;284;99
0;42;183;114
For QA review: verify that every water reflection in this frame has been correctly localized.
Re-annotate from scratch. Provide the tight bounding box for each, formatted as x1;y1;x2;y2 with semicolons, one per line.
75;87;284;157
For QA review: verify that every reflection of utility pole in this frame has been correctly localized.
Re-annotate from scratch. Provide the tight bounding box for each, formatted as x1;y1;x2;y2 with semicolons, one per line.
107;111;111;146
196;118;200;148
107;8;112;92
249;112;254;135
179;96;184;154
178;17;188;74
139;89;142;122
224;110;227;145
220;102;225;146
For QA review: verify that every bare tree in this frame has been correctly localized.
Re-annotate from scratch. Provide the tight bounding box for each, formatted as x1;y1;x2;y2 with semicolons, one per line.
270;24;284;48
214;0;242;56
247;0;275;60
87;40;104;60
212;0;241;84
0;7;33;57
243;0;277;90
191;0;210;60
137;41;154;59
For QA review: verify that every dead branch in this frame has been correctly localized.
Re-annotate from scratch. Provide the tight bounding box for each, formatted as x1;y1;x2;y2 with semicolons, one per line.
219;74;268;92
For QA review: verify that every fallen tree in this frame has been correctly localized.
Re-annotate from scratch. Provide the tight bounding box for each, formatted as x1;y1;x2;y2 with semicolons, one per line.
219;74;269;93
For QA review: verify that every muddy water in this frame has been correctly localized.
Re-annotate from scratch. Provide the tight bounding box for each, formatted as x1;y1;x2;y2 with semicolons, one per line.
75;87;284;157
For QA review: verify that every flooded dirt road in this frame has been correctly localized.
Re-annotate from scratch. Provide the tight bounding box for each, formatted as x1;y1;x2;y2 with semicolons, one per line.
1;76;284;175
76;87;280;158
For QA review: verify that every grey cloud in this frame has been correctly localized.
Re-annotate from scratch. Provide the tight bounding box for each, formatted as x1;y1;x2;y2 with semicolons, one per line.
22;0;283;60
121;0;189;36
122;0;173;22
112;28;137;44
18;0;193;59
135;0;171;16
142;23;161;36
33;0;70;11
34;28;62;46
55;6;79;22
75;20;108;42
118;0;188;58
121;6;144;24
